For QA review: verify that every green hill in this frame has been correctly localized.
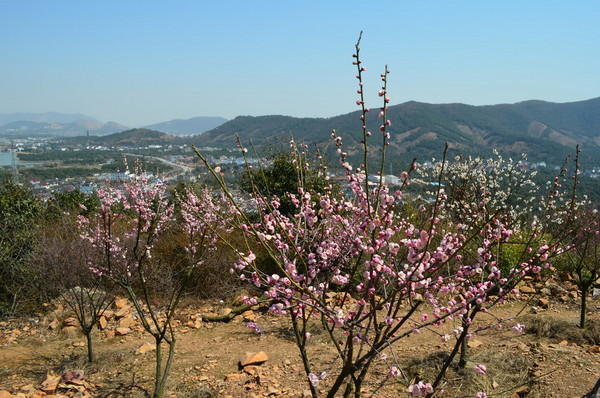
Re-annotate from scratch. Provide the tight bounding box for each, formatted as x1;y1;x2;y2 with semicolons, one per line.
189;98;600;166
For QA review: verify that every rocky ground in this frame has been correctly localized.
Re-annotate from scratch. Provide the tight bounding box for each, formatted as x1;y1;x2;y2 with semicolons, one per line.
0;276;599;398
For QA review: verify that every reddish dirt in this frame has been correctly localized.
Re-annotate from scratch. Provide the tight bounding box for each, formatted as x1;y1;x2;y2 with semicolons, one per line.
1;295;599;398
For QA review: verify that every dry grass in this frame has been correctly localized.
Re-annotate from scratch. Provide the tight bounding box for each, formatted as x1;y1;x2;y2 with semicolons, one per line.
523;316;600;345
404;349;539;397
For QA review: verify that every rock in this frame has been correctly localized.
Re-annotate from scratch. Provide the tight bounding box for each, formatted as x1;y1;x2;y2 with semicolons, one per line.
538;298;550;308
40;374;61;394
114;306;131;318
510;386;530;397
224;373;244;381
98;316;108;330
115;327;131;336
135;342;157;355
114;297;129;309
242;310;258;322
588;345;600;353
240;351;269;367
0;391;15;398
219;307;233;317
61;370;85;385
63;317;78;327
118;315;136;328
48;318;60;330
467;340;483;348
61;326;78;337
519;285;536;294
243;365;260;375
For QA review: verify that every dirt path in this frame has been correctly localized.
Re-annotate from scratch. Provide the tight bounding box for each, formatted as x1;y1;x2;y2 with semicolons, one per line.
1;298;599;398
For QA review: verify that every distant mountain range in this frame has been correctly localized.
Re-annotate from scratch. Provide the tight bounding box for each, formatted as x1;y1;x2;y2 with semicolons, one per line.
5;98;600;166
0;113;228;137
144;117;228;135
0;112;101;125
189;97;600;166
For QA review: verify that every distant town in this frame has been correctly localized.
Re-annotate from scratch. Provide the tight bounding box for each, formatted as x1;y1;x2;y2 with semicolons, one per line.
3;133;600;203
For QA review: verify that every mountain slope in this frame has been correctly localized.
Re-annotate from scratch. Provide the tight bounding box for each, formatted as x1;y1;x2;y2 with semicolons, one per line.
193;98;600;165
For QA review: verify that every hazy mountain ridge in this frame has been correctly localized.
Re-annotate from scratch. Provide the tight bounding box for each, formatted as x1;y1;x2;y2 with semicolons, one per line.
143;116;228;135
0;118;129;137
0;112;100;125
0;113;228;138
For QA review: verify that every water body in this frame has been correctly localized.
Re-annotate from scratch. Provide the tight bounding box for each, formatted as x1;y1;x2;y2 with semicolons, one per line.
0;151;16;166
0;151;38;167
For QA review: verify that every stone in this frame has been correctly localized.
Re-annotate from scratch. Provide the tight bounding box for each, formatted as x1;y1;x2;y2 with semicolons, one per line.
114;297;129;309
519;285;536;294
242;310;257;322
219;307;233;317
63;317;78;327
114;306;131;319
18;385;36;395
224;373;244;381
467;340;483;348
61;370;84;385
240;351;269;367
510;386;530;398
538;298;550;308
40;374;61;394
98;316;108;330
48;319;60;330
118;315;136;328
115;327;131;336
61;326;78;337
243;365;260;375
0;391;15;398
135;342;157;355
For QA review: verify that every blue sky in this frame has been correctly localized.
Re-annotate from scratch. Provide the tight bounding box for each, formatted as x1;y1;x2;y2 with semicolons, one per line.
1;1;599;126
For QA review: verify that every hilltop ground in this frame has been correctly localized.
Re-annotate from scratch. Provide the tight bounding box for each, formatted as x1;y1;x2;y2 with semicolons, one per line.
1;281;599;398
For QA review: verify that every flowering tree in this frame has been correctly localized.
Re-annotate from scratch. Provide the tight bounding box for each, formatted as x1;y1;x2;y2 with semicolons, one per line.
78;170;223;398
193;34;580;397
558;206;599;329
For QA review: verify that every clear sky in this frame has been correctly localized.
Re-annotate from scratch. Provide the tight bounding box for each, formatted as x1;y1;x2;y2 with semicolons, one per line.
1;1;599;127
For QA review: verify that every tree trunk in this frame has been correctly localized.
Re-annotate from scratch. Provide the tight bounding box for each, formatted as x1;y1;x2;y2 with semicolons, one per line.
86;330;94;363
580;285;588;329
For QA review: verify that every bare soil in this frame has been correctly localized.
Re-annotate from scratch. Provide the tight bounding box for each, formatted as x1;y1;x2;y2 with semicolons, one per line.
1;295;599;398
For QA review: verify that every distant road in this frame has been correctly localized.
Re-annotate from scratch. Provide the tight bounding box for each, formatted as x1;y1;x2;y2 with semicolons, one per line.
123;153;192;179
